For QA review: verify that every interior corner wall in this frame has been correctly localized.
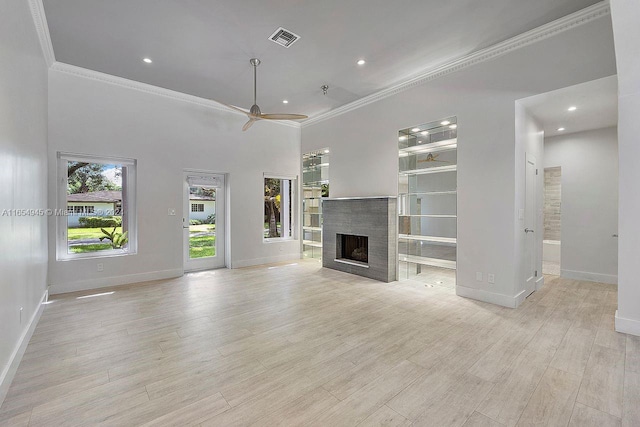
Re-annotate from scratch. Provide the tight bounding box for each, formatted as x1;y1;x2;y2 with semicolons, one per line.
0;0;49;405
301;16;616;307
611;0;640;336
544;127;619;284
514;103;544;302
47;70;301;294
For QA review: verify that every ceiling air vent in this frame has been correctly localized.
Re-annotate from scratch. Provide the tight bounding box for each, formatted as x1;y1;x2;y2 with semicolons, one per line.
269;27;301;48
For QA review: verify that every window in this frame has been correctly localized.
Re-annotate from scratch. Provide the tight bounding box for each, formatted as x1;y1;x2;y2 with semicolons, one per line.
57;153;137;259
191;203;205;212
264;175;296;240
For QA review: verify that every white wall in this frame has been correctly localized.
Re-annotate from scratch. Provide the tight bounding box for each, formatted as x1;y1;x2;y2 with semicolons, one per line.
514;103;544;299
544;127;618;284
47;69;301;294
301;15;616;307
0;0;49;404
611;0;640;336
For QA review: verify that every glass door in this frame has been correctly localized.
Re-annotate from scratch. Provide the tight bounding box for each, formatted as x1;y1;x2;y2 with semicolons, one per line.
183;172;225;271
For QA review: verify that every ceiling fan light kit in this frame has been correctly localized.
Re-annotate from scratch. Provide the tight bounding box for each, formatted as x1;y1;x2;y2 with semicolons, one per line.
224;58;308;131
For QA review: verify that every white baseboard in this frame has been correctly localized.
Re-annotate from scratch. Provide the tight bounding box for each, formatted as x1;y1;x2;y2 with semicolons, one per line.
456;285;522;309
0;288;48;408
232;254;302;269
615;310;640;337
561;269;618;284
48;268;183;295
536;276;545;291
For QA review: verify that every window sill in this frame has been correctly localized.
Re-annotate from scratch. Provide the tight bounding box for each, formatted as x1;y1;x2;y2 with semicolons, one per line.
57;249;136;261
263;237;297;243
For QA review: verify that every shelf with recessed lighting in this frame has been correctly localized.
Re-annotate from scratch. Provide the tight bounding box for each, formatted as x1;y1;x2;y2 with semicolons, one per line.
398;190;457;196
398;118;458;279
399;234;456;244
399;165;457;176
303;240;322;248
302;149;330;260
399;214;457;218
398;138;457;153
399;254;457;270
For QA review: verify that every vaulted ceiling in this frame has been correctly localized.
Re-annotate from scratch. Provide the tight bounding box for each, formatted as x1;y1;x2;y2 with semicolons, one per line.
43;0;602;119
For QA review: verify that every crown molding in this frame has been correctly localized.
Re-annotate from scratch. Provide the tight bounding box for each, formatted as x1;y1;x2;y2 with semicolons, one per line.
28;0;55;67
302;1;611;128
49;62;302;130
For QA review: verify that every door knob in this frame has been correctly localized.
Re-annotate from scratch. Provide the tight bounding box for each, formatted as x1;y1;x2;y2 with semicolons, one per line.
524;228;534;233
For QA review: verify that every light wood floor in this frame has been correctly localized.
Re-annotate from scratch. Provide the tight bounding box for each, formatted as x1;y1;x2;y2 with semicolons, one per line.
1;260;638;426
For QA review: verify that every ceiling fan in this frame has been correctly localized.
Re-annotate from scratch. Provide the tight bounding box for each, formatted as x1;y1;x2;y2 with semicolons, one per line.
224;58;308;131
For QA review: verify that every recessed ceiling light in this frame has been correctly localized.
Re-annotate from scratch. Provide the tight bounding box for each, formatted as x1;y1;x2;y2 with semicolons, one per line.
418;140;422;144
558;127;565;131
324;149;330;153
282;100;289;104
449;124;457;129
357;59;366;65
421;131;429;135
441;120;450;126
399;136;407;141
411;127;420;132
568;106;577;111
143;57;152;64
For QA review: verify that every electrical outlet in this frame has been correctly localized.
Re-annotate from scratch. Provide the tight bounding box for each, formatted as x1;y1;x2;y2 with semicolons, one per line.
488;273;495;284
476;272;483;282
97;263;104;272
168;208;176;216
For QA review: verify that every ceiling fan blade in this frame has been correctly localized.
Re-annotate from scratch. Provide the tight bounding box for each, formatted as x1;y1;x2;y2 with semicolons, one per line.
242;117;259;131
222;103;251;117
260;113;308;120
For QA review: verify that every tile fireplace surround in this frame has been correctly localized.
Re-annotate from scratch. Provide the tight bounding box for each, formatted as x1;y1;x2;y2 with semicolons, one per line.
322;197;397;282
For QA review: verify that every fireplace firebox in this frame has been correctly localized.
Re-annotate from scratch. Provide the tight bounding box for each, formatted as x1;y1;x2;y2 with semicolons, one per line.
337;234;368;264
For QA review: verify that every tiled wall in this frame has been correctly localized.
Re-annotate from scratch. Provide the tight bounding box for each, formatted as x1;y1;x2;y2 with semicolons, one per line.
544;167;562;241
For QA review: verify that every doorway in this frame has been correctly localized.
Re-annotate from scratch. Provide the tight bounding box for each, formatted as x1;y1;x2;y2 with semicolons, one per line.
542;167;561;275
183;172;225;272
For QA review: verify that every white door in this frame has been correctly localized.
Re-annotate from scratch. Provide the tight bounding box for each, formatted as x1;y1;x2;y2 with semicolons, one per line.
183;172;225;272
524;154;537;296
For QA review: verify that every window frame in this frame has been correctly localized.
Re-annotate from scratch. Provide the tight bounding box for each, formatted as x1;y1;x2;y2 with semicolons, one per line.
263;173;297;242
56;152;138;260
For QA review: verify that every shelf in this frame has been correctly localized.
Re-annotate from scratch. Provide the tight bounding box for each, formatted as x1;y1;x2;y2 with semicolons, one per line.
303;226;322;231
303;240;322;248
399;234;457;244
398;190;457;196
399;165;457;176
399;254;457;269
399;138;457;154
399;214;456;218
302;162;329;170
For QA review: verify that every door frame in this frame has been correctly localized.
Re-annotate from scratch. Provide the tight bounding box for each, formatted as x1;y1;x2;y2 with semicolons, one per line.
183;170;230;272
524;153;537;297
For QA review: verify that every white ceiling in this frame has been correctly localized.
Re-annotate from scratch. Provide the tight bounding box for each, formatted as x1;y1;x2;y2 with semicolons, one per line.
43;0;602;119
520;76;618;138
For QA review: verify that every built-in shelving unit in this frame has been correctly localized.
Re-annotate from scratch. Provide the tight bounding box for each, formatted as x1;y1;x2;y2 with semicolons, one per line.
302;149;329;259
398;118;458;280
